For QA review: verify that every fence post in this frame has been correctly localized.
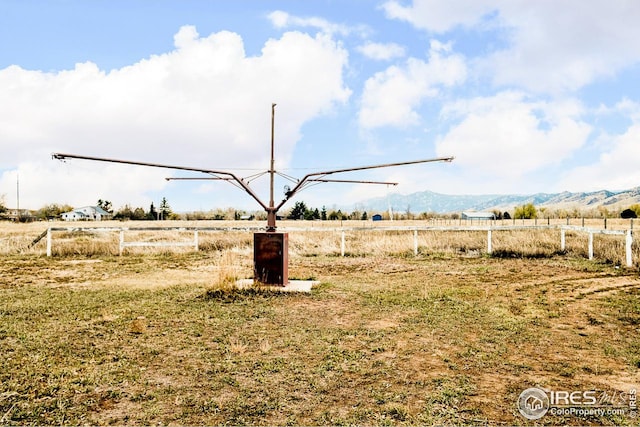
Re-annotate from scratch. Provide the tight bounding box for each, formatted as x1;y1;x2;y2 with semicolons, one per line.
487;229;492;254
413;229;418;256
626;230;633;267
561;228;566;251
194;229;199;251
341;230;345;257
46;228;52;257
588;232;594;260
119;229;124;256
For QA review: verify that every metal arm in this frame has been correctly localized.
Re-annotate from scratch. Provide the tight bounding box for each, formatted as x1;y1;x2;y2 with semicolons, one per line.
275;156;453;211
307;179;398;185
53;104;453;232
165;177;234;181
52;152;269;211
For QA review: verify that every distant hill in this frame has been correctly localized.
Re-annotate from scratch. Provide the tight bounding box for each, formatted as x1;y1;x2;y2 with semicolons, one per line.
355;187;640;215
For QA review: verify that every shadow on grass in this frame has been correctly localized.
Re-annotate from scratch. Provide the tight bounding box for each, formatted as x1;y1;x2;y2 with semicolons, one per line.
202;286;319;302
490;249;566;259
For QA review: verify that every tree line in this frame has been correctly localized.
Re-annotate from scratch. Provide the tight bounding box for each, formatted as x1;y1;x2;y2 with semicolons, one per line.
3;194;640;221
96;198;175;220
504;203;640;220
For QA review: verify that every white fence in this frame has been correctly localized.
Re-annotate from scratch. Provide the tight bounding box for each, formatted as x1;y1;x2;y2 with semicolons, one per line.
333;225;634;266
44;224;636;266
45;226;262;257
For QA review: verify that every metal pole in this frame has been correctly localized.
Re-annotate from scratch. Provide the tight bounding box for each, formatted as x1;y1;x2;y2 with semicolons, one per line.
270;103;275;208
267;103;277;231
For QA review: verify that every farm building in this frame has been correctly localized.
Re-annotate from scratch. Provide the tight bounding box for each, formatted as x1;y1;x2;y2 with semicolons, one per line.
61;206;111;221
2;208;35;222
461;211;495;220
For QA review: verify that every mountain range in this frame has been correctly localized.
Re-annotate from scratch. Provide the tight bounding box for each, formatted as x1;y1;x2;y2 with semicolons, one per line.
355;187;640;215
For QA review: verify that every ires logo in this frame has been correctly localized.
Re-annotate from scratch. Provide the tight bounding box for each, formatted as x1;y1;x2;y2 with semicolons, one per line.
518;387;637;420
550;390;597;406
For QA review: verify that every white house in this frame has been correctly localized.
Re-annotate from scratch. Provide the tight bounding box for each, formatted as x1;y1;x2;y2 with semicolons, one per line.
61;206;111;221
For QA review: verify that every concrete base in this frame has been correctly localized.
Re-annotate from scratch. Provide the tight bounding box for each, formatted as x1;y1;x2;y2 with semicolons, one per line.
235;279;319;293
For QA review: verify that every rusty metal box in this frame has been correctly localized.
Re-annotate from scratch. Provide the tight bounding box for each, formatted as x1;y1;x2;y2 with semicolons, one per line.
253;232;288;286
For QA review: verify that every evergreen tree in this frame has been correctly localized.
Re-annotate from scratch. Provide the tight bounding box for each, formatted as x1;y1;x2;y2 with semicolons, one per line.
97;199;113;214
147;202;157;220
159;197;172;220
288;201;307;220
304;207;320;220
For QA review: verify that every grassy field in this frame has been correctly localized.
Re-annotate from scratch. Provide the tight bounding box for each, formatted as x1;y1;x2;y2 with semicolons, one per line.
1;221;639;425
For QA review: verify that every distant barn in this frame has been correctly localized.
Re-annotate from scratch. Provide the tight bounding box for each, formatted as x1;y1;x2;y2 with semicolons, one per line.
461;211;495;220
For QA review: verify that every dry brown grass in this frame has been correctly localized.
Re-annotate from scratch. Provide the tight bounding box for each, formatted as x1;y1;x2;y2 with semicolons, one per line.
4;219;638;266
0;220;639;424
0;248;638;425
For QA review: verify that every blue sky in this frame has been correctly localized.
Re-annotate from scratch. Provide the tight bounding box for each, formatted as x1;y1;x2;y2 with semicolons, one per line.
2;0;640;213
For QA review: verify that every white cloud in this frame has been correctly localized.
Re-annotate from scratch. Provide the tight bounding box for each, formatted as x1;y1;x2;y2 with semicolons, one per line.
435;92;591;177
381;0;496;33
267;10;368;37
382;0;640;93
357;42;406;61
358;40;466;129
0;26;351;209
610;98;640;123
0;162;167;210
558;124;640;192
